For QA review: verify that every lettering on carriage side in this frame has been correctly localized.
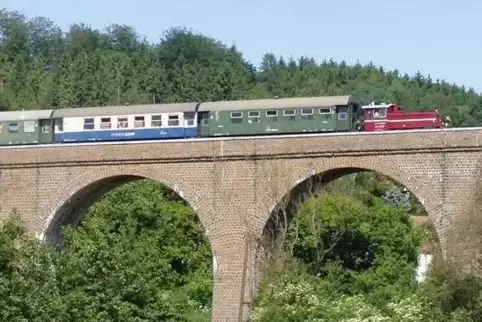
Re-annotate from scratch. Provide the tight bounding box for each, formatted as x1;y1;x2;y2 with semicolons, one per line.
111;132;136;137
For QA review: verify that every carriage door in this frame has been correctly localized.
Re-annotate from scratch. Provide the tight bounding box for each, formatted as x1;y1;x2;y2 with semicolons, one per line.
183;112;196;137
198;112;211;137
38;119;53;143
336;105;350;131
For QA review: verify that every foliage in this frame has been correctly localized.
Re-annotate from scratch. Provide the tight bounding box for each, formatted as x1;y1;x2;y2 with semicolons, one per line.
0;180;213;321
253;171;482;321
382;187;412;212
283;192;421;304
57;179;213;321
251;272;435;322
0;213;66;321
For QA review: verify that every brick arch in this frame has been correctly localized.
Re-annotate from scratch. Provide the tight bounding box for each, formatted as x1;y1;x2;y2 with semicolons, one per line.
36;165;215;247
256;158;441;239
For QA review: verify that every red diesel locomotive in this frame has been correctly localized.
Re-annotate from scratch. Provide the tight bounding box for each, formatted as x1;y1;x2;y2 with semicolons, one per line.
360;102;448;131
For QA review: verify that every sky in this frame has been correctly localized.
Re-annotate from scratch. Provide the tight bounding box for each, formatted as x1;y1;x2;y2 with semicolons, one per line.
3;0;482;93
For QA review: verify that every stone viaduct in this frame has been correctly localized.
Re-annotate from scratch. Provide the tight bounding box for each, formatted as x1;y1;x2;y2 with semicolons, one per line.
1;128;482;321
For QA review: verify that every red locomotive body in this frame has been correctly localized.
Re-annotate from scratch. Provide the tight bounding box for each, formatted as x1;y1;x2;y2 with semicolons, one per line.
361;102;444;131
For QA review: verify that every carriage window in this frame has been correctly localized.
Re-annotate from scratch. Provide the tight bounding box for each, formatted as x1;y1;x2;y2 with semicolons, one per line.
301;108;314;120
100;117;111;129
265;110;278;117
83;118;95;130
284;109;295;116
151;115;162;127
319;108;331;114
248;111;260;118
8;122;19;133
55;119;63;132
117;117;128;128
23;120;35;133
184;112;195;126
230;112;243;118
230;111;243;123
168;115;179;126
134;116;145;128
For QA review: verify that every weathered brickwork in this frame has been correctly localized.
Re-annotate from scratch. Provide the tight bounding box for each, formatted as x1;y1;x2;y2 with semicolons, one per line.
1;129;482;321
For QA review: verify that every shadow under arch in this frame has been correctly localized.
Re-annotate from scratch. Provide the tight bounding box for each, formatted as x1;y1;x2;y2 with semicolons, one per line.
37;166;214;248
262;166;436;250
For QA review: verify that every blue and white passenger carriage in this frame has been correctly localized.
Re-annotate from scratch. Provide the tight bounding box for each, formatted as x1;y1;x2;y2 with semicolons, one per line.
51;103;199;143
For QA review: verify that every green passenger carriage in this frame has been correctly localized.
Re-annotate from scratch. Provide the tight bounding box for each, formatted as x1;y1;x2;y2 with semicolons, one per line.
197;95;359;137
0;110;54;145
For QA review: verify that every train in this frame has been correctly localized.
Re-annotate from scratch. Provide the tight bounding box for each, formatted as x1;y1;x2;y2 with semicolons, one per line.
0;95;448;146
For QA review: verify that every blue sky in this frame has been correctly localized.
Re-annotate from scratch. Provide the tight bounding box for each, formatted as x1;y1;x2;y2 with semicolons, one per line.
3;0;482;93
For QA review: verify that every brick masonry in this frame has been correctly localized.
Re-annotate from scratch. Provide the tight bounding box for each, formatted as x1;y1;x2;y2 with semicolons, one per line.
1;128;482;321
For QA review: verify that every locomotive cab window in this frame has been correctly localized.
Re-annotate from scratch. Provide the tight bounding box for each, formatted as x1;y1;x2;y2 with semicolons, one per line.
134;116;145;128
373;108;386;118
151;115;162;127
168;115;179;126
117;117;128;128
8;122;19;133
83;118;95;130
100;117;111;129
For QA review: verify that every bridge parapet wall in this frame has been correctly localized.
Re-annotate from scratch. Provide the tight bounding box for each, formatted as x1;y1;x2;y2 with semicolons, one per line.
1;128;482;166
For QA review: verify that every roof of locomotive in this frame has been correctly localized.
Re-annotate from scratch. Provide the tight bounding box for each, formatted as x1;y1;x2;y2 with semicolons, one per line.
51;102;199;118
0;109;54;121
360;103;395;109
197;95;353;112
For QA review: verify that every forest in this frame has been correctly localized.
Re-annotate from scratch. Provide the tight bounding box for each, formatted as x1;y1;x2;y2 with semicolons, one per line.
1;8;482;322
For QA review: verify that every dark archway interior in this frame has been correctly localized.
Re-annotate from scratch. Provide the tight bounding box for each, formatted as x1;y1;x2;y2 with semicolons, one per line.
262;167;364;250
44;175;142;247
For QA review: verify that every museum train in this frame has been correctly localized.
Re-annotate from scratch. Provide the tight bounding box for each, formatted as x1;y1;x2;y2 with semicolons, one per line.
0;95;449;146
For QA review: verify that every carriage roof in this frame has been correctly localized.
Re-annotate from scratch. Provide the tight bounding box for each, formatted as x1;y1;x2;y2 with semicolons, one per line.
51;103;199;118
0;110;54;121
198;95;352;112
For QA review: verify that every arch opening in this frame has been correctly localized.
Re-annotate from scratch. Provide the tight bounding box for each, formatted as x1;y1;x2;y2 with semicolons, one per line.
262;167;435;253
40;175;214;320
251;167;441;321
43;175;142;246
